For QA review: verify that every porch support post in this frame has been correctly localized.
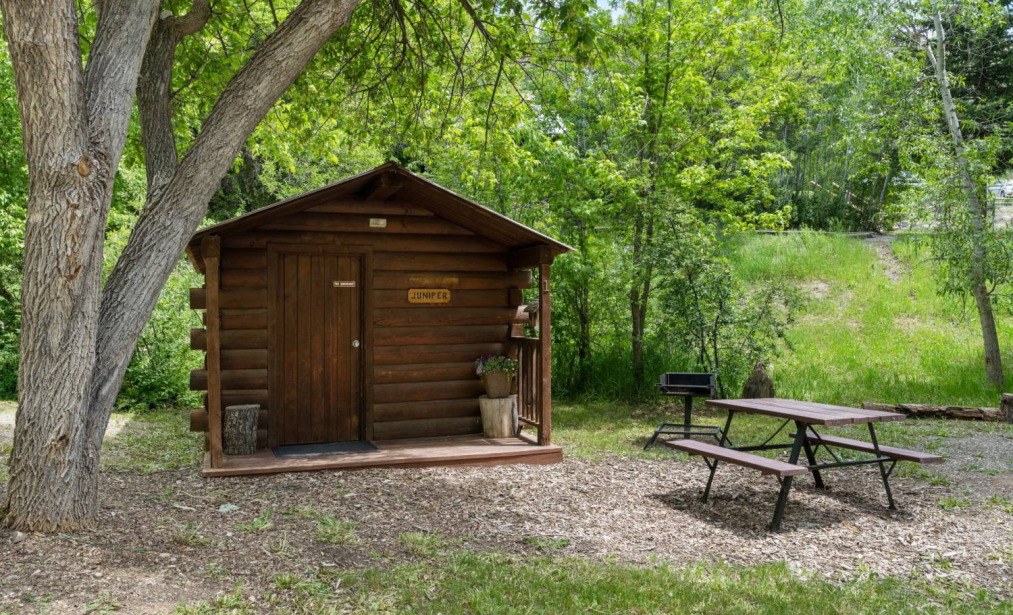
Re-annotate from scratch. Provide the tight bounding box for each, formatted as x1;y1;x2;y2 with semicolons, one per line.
202;235;224;468
538;261;552;445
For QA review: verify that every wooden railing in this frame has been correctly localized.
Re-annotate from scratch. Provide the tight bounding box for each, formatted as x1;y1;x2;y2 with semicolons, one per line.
514;336;548;444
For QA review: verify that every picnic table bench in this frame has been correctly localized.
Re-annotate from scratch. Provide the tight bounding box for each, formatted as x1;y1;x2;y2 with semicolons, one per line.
665;398;943;530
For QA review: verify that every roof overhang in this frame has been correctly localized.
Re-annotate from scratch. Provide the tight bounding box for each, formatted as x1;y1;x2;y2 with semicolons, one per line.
186;162;573;272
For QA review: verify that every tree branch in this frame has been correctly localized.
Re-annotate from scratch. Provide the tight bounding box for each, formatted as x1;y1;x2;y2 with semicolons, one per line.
88;0;364;442
137;1;213;194
84;0;160;179
174;0;212;37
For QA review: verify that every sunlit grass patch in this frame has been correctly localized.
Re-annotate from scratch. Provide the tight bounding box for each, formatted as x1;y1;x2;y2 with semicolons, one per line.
727;233;1013;408
316;514;360;545
988;495;1013;515
101;409;203;472
174;551;1012;614
280;552;1013;614
172;522;213;547
939;496;973;511
523;535;571;552
2;402;202;475
234;508;274;533
398;531;447;558
174;585;252;615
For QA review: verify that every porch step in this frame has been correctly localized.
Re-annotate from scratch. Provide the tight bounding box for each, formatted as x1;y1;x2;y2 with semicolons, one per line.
202;435;562;477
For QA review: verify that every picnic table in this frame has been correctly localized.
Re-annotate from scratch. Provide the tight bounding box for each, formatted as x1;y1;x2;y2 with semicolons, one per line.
666;398;943;531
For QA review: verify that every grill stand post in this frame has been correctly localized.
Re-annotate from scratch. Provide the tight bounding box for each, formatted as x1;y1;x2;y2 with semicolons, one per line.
645;395;724;449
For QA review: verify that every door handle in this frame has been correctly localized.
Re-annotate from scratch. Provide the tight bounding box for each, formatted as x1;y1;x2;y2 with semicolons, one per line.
352;339;361;348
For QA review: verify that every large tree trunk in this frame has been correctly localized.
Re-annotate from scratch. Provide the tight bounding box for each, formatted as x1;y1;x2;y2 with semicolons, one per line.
927;13;1004;388
0;0;159;531
2;0;361;532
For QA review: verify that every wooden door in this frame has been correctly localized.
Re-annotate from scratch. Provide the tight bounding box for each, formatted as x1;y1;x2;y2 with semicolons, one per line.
271;249;362;445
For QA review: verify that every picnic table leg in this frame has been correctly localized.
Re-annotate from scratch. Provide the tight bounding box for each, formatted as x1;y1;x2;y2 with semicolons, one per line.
717;411;734;446
769;423;807;531
868;423;897;510
702;411;736;502
801;436;827;490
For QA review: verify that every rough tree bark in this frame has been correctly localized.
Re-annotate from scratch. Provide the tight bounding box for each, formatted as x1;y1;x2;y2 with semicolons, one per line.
0;0;161;532
1;0;362;531
926;12;1004;388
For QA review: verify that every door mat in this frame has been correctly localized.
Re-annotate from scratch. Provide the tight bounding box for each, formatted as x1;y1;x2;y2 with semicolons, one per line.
272;441;379;458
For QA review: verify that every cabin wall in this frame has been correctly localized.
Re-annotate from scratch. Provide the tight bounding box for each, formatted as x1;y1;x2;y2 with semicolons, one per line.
191;197;531;445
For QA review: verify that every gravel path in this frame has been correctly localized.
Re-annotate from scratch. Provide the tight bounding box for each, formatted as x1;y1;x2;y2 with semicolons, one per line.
2;453;1011;613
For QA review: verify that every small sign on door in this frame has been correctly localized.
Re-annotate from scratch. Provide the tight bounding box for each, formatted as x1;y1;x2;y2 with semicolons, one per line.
408;288;451;304
333;280;356;288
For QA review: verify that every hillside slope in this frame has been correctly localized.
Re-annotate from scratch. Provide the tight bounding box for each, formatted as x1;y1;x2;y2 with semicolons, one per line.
733;232;1012;407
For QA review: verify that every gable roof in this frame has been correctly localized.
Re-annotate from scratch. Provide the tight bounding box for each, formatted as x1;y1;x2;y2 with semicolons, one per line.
186;162;573;270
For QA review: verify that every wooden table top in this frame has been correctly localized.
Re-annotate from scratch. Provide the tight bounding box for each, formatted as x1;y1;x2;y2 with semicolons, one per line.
705;398;906;426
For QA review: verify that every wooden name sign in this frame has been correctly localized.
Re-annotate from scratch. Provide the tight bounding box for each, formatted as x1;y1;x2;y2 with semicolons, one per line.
408;288;451;304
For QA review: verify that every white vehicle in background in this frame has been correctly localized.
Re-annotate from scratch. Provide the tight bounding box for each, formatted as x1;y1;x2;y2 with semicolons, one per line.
987;179;1013;199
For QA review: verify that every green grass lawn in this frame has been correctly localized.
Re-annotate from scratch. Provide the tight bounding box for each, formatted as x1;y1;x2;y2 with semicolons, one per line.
176;552;1010;615
731;232;1012;407
0;400;200;480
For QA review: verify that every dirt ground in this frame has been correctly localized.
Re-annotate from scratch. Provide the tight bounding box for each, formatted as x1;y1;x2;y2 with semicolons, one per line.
2;438;1012;614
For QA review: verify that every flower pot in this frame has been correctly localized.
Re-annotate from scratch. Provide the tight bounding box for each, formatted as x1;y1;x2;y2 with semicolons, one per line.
482;372;513;398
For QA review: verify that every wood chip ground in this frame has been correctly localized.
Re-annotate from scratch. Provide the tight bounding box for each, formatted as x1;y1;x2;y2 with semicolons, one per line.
2;449;1011;613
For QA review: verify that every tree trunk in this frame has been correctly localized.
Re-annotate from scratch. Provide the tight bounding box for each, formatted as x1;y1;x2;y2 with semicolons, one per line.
2;0;361;532
630;211;653;389
0;0;159;532
927;13;1004;388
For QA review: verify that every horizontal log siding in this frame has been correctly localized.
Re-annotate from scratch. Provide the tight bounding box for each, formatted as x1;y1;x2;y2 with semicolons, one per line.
193;199;528;443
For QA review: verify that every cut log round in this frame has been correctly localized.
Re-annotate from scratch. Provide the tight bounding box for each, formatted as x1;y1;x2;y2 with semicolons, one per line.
479;395;517;438
861;402;1003;422
1001;394;1013;423
223;404;260;455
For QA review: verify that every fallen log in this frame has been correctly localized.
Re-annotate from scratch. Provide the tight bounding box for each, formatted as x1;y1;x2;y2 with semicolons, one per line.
862;402;1003;422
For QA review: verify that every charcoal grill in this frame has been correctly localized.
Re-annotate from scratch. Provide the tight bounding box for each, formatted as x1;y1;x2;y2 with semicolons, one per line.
644;372;722;448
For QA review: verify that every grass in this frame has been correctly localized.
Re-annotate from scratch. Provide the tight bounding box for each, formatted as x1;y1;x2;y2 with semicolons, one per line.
731;232;1012;407
0;400;202;477
315;514;360;545
940;496;974;511
398;531;448;558
234;508;274;532
172;551;1011;614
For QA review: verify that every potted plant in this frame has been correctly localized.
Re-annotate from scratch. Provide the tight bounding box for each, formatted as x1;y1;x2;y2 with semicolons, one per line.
475;354;517;399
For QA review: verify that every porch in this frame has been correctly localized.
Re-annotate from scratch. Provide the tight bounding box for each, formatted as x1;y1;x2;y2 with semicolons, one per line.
201;433;563;477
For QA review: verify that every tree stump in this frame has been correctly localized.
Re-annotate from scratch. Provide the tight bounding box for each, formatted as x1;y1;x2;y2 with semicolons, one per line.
1001;394;1013;423
479;395;517;438
223;404;260;455
742;360;775;399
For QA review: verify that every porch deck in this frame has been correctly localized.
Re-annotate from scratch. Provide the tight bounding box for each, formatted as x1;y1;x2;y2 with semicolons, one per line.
202;434;563;477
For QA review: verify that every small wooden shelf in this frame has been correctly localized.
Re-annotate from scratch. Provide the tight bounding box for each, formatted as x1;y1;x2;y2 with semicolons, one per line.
202;434;562;477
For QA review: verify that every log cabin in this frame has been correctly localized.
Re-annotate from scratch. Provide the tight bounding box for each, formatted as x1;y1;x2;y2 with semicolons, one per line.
186;163;572;476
